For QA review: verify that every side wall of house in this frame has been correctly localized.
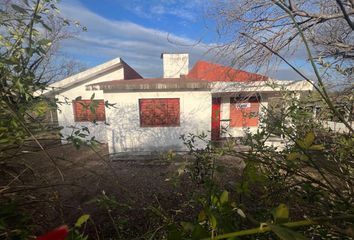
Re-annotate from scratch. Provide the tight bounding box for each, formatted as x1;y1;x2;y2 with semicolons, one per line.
104;91;212;153
56;68;125;143
220;93;269;137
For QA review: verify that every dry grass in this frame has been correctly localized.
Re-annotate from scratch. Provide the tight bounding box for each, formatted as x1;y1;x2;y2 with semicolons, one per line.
1;142;244;238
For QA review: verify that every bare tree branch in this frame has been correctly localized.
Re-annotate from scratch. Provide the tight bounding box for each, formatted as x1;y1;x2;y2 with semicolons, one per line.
335;0;354;30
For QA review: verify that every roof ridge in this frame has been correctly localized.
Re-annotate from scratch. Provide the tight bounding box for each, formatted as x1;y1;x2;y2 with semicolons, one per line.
49;57;122;90
187;60;268;82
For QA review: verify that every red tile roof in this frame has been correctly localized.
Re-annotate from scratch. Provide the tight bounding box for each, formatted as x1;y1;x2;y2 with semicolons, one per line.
186;60;268;82
86;60;269;92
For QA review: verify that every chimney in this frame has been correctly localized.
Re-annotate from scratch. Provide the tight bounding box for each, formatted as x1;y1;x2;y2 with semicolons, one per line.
161;53;189;78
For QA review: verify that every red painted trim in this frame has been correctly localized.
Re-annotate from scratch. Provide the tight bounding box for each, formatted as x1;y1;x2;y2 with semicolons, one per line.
211;97;221;140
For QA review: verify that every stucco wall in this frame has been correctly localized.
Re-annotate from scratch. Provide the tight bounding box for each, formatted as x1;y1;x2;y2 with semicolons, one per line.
56;68;125;143
219;94;269;138
321;121;353;133
104;91;211;153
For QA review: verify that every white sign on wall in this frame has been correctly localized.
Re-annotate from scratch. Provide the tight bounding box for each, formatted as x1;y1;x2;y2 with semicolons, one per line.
235;103;251;109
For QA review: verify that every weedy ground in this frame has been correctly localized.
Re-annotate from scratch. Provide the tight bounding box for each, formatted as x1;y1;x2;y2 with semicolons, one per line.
1;143;244;238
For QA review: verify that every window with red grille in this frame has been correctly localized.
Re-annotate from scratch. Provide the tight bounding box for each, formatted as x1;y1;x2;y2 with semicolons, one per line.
230;97;260;127
139;98;180;127
73;100;106;122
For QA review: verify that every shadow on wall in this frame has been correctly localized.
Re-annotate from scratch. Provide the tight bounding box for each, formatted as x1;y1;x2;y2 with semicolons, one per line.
107;101;210;154
58;101;108;143
60;121;108;143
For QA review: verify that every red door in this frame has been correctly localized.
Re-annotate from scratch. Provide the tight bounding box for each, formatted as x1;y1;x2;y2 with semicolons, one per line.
211;97;221;141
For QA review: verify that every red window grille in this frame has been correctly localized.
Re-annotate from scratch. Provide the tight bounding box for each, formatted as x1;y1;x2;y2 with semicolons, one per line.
230;97;260;127
139;98;180;127
73;100;106;122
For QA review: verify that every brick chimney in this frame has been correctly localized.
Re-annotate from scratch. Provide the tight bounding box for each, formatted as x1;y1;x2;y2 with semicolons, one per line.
161;53;189;78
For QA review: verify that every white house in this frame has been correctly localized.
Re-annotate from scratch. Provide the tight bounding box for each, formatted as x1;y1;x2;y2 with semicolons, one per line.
48;58;142;143
48;53;312;154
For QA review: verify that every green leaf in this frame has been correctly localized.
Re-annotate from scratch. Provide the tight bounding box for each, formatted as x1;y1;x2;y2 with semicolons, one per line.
89;105;96;114
211;195;218;205
303;132;315;148
75;96;82;101
269;225;307;240
37;39;52;46
192;224;209;240
75;214;90;228
272;204;289;224
220;191;229;205
90;93;95;100
0;59;17;65
309;144;324;151
297;132;315;149
11;4;27;14
180;222;194;232
198;210;206;222
0;138;10;144
287;152;308;161
287;152;300;161
210;214;217;230
167;224;182;240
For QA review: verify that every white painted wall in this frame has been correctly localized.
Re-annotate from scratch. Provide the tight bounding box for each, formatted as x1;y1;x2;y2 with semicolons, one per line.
321;121;353;133
162;53;189;78
219;94;269;138
56;68;125;143
104;91;211;153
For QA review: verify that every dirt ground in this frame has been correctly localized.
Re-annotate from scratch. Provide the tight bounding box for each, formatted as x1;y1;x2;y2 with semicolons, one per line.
1;142;244;238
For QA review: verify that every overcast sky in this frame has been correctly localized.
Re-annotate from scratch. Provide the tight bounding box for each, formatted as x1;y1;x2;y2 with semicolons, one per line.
59;0;312;80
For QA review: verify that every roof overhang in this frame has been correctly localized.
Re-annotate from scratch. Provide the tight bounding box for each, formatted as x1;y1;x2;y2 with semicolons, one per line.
211;79;313;93
86;78;211;92
86;78;312;93
44;58;123;94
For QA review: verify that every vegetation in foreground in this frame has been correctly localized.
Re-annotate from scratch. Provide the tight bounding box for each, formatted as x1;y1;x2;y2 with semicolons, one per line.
0;0;353;239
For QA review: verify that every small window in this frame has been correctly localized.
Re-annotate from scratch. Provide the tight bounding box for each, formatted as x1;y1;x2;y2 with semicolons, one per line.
230;97;260;127
139;98;180;127
73;100;106;122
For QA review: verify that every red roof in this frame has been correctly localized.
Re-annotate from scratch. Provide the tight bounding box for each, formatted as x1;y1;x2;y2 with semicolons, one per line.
186;60;268;82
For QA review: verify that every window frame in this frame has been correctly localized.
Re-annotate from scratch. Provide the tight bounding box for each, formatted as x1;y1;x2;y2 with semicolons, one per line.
72;99;106;122
139;98;180;127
